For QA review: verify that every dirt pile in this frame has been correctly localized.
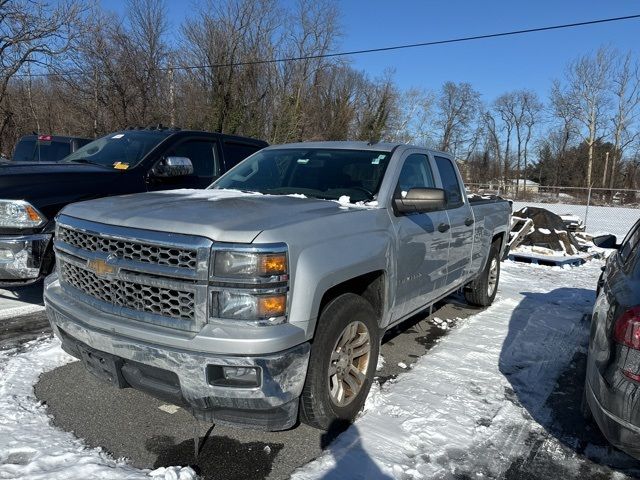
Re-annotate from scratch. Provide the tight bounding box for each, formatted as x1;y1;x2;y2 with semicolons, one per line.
513;207;582;255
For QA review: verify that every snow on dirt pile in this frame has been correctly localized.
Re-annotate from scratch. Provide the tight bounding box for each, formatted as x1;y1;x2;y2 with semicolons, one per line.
514;206;582;255
293;259;632;479
0;338;197;480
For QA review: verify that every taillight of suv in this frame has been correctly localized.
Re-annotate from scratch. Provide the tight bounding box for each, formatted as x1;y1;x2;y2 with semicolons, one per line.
613;306;640;381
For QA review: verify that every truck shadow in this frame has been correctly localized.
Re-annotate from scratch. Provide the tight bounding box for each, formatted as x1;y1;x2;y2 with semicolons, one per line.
146;433;284;480
313;420;393;479
146;420;391;480
0;280;44;305
499;288;640;477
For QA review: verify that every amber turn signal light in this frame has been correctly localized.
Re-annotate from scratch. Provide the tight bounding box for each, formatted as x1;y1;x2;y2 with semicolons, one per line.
257;294;287;318
259;253;287;276
25;205;42;222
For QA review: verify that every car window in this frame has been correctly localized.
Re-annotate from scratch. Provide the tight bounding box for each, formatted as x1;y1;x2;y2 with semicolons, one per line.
63;131;170;169
213;148;391;203
169;140;219;177
13;139;70;163
620;221;640;264
396;154;435;197
223;141;262;169
434;156;463;208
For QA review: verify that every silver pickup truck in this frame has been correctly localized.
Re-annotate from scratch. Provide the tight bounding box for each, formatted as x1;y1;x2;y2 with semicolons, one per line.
44;142;510;431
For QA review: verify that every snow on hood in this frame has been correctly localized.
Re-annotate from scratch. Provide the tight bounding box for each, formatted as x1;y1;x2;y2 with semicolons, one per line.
61;188;377;243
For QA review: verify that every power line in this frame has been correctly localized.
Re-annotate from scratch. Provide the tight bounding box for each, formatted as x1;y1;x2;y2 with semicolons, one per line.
16;13;640;78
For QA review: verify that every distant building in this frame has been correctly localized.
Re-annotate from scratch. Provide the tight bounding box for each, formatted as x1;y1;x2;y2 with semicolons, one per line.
509;179;540;193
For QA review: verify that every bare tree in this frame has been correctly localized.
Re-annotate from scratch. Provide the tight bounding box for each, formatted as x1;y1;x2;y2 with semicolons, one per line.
0;0;85;150
435;81;481;154
181;0;281;136
522;93;543;184
515;90;543;193
355;72;396;143
560;48;611;187
493;93;516;187
483;110;502;180
609;52;640;189
390;88;434;145
547;80;578;187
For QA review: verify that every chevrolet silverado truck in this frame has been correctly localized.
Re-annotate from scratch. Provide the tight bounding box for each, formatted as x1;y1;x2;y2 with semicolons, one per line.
0;127;266;285
44;142;511;431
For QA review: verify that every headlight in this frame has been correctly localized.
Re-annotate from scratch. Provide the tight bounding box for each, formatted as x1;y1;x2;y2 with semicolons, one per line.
214;250;287;278
209;244;289;325
212;291;287;323
0;200;46;228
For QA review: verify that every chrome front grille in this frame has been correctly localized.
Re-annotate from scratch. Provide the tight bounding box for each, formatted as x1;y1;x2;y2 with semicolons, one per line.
60;260;196;321
58;226;198;270
54;216;213;331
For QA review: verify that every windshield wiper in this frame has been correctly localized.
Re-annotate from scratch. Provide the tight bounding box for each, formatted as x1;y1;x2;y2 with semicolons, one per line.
65;158;106;167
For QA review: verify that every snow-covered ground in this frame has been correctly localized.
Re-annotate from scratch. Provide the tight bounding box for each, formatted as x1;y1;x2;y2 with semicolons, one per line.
1;259;635;479
0;339;197;479
293;259;636;479
512;201;639;238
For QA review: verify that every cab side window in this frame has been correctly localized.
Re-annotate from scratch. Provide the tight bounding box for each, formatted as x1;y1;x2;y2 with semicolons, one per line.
396;154;435;197
169;140;219;177
620;221;640;264
434;156;463;208
223;141;263;169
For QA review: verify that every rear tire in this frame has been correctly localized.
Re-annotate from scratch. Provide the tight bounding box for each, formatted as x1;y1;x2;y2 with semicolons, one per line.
299;293;380;430
465;242;501;307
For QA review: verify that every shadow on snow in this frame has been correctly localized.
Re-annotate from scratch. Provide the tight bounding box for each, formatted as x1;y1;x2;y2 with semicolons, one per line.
499;287;640;478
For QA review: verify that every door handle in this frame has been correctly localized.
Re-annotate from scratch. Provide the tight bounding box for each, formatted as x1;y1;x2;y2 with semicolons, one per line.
465;217;475;226
438;223;450;233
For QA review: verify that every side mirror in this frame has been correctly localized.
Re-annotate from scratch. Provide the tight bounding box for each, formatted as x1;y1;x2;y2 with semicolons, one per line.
593;234;618;249
152;156;194;177
394;188;446;214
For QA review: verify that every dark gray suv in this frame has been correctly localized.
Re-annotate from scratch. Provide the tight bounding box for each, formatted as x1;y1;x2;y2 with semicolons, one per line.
584;218;640;458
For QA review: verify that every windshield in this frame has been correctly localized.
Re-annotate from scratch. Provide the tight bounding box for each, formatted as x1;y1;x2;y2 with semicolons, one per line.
13;139;71;163
212;148;391;203
62;131;170;169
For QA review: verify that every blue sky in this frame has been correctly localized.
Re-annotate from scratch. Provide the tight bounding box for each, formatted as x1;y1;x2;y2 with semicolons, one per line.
105;0;640;104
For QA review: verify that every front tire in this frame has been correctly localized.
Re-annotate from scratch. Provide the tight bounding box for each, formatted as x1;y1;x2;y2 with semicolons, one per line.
299;293;380;430
465;242;501;307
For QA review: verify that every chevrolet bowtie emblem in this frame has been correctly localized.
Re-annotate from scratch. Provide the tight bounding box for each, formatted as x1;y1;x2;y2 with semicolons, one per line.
87;259;116;276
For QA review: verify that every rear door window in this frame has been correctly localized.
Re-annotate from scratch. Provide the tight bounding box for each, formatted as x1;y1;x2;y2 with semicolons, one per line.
169;140;219;177
434;156;464;208
223;142;263;169
13;139;71;162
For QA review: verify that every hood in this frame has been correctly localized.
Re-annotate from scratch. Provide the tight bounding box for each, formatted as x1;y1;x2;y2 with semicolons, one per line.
0;162;138;221
61;189;365;243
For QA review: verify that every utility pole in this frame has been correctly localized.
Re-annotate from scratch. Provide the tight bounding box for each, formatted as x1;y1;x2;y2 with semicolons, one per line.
602;151;610;187
168;66;176;127
93;69;99;137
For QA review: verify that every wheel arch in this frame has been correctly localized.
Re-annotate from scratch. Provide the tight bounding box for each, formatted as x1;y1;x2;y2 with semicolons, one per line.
310;270;388;340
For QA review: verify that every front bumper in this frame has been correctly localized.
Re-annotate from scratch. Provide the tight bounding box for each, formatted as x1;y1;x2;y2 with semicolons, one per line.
0;233;51;284
45;278;311;431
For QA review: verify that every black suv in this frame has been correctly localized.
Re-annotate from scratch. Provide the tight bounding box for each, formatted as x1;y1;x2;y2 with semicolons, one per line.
584;219;640;458
0;128;267;285
11;134;92;163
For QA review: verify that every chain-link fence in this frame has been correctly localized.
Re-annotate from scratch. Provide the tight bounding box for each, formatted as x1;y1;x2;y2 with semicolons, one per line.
466;183;640;238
